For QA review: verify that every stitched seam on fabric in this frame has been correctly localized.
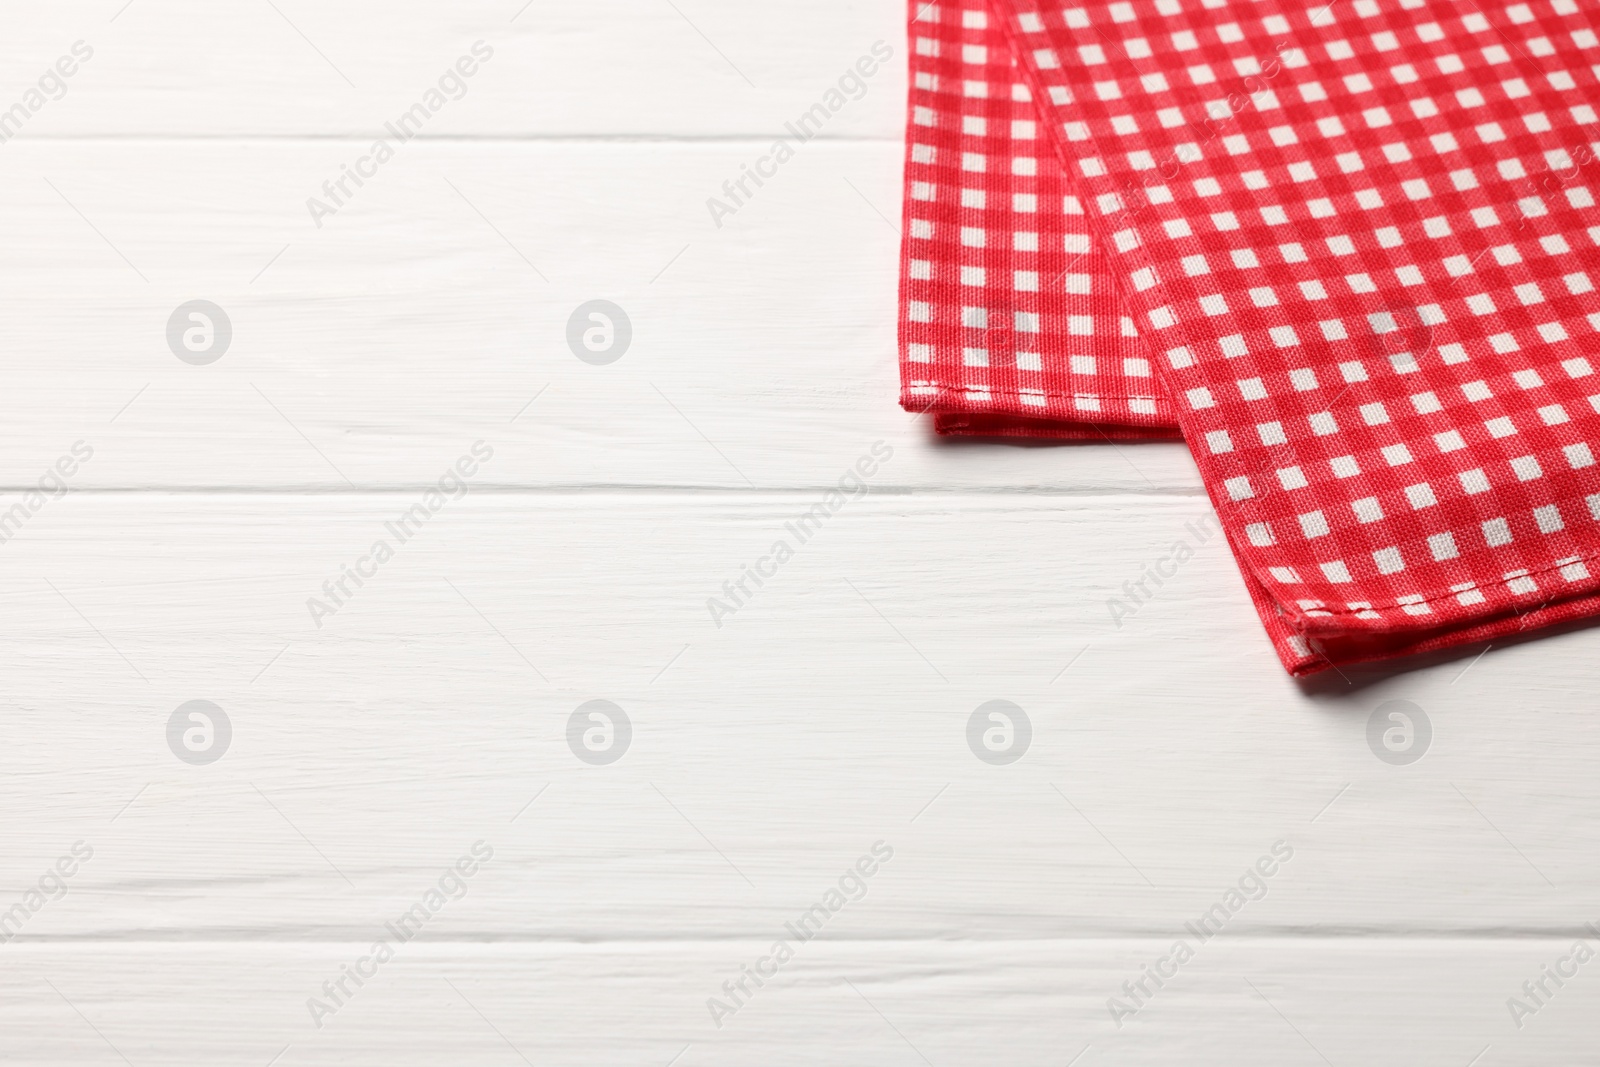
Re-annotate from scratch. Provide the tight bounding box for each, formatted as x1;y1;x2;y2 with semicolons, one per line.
1284;539;1600;626
901;380;1170;405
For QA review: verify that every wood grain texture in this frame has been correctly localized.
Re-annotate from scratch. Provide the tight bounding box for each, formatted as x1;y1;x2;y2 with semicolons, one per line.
3;494;1595;943
2;1;904;137
0;1;1593;1063
0;139;1203;492
0;941;1590;1065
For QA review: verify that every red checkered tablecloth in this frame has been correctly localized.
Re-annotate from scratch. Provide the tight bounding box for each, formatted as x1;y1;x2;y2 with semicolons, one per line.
899;0;1600;673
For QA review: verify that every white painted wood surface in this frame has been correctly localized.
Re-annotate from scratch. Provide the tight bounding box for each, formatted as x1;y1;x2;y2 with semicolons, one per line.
2;3;1596;1065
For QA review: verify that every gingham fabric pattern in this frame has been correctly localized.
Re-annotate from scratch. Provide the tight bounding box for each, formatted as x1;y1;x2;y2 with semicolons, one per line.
899;1;1180;437
898;0;1600;674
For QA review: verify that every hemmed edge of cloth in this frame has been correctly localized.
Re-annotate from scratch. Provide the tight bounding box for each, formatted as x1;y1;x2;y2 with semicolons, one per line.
1233;536;1600;676
932;410;1185;440
900;383;1179;435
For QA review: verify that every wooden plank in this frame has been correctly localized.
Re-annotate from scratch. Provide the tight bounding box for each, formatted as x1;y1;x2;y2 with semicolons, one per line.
0;139;1202;492
2;493;1593;939
0;940;1586;1064
2;1;905;139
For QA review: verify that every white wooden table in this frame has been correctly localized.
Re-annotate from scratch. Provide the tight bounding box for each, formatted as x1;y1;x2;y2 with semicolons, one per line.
1;3;1595;1064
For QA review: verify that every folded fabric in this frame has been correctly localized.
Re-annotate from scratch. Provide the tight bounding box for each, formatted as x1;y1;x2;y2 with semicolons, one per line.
899;0;1600;674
